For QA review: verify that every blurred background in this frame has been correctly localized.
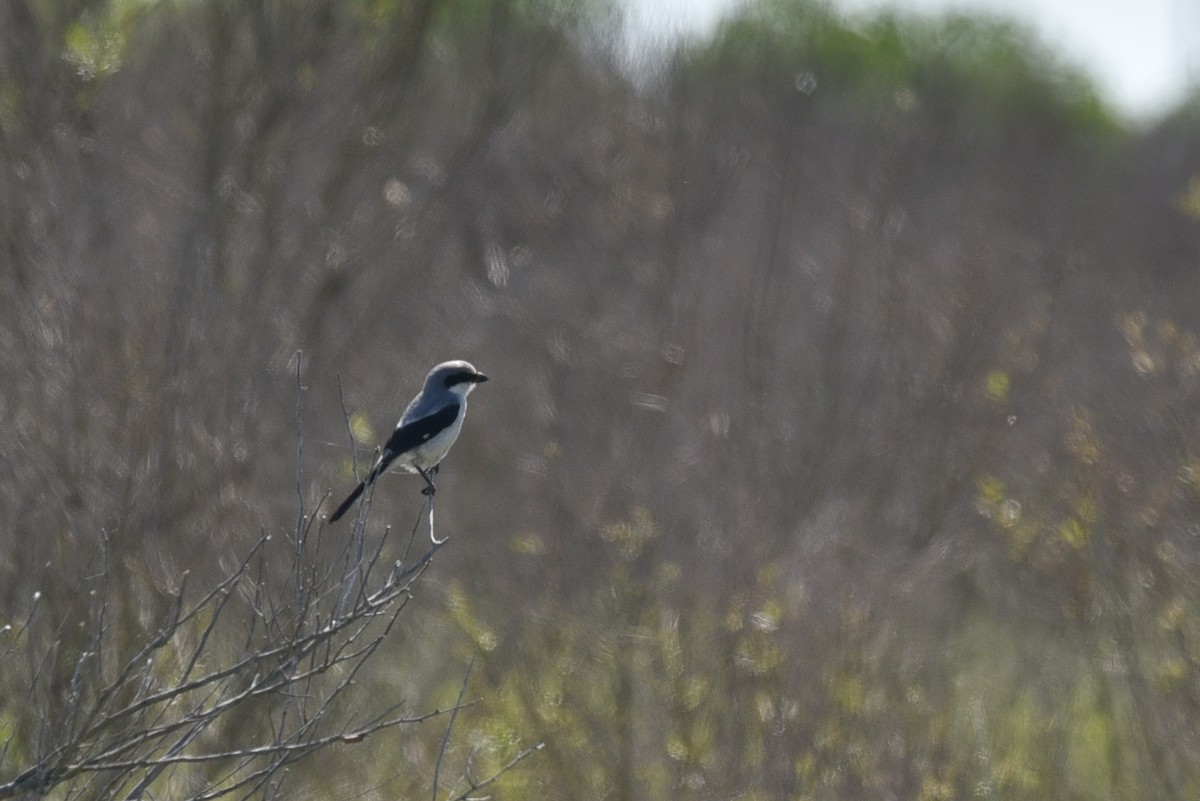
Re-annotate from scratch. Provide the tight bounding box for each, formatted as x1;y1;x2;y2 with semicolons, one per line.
2;0;1200;798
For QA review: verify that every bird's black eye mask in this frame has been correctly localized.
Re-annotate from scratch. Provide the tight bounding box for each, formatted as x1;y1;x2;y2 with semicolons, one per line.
443;371;488;389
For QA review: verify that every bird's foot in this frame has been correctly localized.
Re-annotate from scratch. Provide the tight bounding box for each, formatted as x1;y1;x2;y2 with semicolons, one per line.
417;466;437;496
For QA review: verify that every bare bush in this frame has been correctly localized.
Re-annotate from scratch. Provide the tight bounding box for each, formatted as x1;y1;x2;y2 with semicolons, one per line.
0;358;536;800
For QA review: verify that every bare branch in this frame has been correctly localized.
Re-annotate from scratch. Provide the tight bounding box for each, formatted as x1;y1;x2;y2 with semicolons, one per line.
433;655;476;801
446;742;546;801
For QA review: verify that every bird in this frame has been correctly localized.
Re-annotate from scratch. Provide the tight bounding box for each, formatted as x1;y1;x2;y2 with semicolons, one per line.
328;360;488;523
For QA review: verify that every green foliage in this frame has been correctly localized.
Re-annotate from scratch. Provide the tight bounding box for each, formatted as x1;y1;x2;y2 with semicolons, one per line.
441;511;807;798
443;498;1200;799
63;0;160;80
684;0;1119;141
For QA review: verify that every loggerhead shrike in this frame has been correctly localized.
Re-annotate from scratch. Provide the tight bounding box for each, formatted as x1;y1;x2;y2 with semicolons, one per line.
329;360;488;522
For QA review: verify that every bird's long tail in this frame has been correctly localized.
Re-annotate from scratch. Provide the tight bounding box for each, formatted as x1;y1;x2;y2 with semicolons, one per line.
329;480;366;522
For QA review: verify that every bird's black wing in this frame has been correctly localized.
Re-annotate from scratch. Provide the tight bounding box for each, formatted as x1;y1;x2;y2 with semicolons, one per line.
329;403;460;523
372;402;460;477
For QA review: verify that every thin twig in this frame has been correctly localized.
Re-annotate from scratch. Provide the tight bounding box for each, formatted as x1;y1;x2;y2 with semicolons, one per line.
293;350;306;541
432;655;476;801
446;741;546;801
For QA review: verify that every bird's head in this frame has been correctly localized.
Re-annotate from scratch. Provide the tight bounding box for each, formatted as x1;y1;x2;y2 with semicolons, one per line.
427;360;489;398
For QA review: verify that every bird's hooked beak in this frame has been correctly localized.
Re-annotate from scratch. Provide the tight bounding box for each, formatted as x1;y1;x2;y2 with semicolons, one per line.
472;372;489;383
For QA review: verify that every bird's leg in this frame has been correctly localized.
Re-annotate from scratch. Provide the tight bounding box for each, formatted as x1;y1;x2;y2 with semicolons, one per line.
417;465;437;497
418;465;446;543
